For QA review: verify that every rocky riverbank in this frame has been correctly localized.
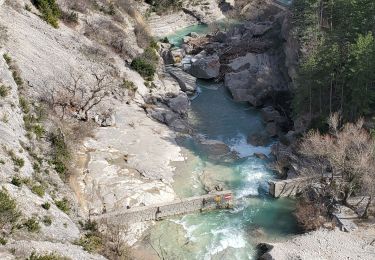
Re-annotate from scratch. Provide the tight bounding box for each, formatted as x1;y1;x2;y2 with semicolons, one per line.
258;225;375;260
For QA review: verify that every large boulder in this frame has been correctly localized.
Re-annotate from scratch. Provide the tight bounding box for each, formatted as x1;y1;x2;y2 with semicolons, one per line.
166;65;197;95
159;42;174;64
168;93;190;115
190;53;220;79
224;69;260;106
149;106;189;133
225;53;286;106
195;136;239;162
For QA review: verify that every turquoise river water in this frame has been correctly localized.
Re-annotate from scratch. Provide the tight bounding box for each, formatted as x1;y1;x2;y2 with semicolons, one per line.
148;26;298;260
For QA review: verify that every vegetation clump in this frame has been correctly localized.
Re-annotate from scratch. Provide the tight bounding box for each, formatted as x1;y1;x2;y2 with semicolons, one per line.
41;202;50;210
7;149;25;169
146;0;183;15
54;197;70;213
130;58;156;81
130;46;159;81
292;0;375;122
297;114;375;218
28;252;67;260
11;176;23;187
0;188;20;230
75;233;103;253
23;216;41;232
32;0;61;28
42;215;52;226
0;85;9;98
49;131;70;177
31;185;45;197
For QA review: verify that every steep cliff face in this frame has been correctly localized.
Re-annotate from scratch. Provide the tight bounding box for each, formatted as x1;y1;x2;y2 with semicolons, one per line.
0;50;103;259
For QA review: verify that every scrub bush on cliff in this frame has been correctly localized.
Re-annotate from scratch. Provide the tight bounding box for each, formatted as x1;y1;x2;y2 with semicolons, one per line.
32;0;61;28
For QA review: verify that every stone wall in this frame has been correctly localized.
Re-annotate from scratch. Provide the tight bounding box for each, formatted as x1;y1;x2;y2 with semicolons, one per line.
268;177;312;197
94;191;233;224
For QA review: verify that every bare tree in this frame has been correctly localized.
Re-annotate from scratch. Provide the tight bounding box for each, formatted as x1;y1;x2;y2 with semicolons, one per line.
298;113;375;206
42;66;115;121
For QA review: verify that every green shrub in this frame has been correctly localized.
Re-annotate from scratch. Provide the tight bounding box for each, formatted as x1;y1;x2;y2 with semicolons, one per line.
8;150;25;168
12;70;23;86
19;97;30;114
130;58;156;81
0;189;20;229
49;131;70;177
24;217;41;232
149;38;159;50
31;185;45;197
32;124;45;139
41;202;50;210
55;198;70;213
146;0;183;15
3;53;11;64
121;80;137;92
80;219;98;232
42;215;52;226
0;85;9;98
28;251;67;260
33;162;41;173
11;176;22;187
32;0;61;28
0;237;7;245
0;159;4;164
75;233;103;253
143;47;159;63
25;4;32;11
62;11;78;25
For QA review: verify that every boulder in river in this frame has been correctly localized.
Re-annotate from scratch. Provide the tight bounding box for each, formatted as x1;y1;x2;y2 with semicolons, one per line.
190;52;220;79
247;133;270;146
195;136;239;162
